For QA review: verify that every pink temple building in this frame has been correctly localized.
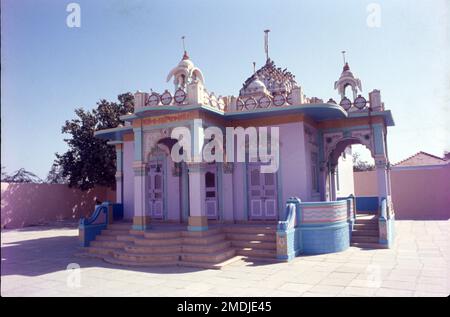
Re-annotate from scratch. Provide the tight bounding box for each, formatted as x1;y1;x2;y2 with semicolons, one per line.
80;37;396;267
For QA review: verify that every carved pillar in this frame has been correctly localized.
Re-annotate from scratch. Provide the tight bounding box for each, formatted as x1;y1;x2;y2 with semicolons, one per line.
372;124;389;206
330;164;337;201
375;156;389;209
115;143;123;204
319;162;328;201
132;161;150;231
221;162;234;222
187;162;208;231
132;126;150;231
372;124;395;247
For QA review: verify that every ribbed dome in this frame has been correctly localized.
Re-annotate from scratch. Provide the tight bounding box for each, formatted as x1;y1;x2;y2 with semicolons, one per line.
240;59;297;97
248;78;267;90
166;51;205;87
177;52;194;69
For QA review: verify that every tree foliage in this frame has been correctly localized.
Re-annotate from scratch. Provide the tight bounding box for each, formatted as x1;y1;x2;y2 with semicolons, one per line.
2;168;43;183
54;93;134;190
352;152;375;172
45;162;67;184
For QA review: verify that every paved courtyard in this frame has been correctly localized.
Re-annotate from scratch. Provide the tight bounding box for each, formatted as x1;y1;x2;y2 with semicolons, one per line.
1;220;449;297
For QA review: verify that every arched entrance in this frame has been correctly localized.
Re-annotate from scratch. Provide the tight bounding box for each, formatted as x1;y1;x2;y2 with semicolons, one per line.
145;137;186;222
326;137;374;203
322;127;392;217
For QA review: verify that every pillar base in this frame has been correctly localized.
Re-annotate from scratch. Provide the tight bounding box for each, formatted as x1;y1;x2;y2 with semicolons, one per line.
188;216;208;231
132;216;151;231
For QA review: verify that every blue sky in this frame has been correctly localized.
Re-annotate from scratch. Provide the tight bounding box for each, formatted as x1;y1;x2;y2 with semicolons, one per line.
1;0;449;178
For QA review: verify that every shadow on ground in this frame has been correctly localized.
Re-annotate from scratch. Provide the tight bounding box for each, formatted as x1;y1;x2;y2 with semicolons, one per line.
1;227;279;278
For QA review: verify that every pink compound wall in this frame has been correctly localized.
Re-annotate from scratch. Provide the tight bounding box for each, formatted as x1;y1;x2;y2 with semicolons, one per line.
354;164;450;220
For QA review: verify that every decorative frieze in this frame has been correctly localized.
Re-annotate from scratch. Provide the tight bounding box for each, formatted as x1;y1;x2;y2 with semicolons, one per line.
351;129;373;155
301;204;348;224
323;132;343;159
143;129;171;161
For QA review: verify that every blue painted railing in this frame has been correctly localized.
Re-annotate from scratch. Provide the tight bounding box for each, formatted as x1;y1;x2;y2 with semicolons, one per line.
79;201;123;247
276;197;302;261
277;197;301;231
378;197;396;247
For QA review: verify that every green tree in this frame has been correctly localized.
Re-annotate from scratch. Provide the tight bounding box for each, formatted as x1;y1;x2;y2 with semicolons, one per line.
2;168;43;183
1;166;7;182
352;152;375;172
45;162;67;184
54;93;134;190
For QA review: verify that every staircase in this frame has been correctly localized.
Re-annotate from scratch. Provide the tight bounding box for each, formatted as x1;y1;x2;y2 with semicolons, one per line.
82;223;277;269
223;224;277;260
351;213;384;249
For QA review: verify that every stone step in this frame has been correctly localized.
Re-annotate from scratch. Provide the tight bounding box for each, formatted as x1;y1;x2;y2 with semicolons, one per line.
116;234;138;242
354;217;378;224
352;229;378;237
124;244;181;254
182;241;231;254
354;223;378;229
103;256;179;267
180;249;236;263
231;240;276;250
226;232;276;242
222;225;276;234
236;247;276;258
95;235;118;241
113;250;180;263
90;240;129;249
354;221;378;227
108;223;133;230
143;231;181;239
101;229;131;236
235;220;277;225
356;211;377;218
133;236;182;246
87;246;117;256
183;233;227;245
351;235;379;243
351;242;387;249
181;227;222;237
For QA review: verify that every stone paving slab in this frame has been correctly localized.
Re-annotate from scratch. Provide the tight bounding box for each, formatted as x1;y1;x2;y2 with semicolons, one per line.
1;220;449;297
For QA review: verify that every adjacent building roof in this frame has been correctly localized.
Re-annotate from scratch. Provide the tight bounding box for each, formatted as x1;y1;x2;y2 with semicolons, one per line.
394;151;449;167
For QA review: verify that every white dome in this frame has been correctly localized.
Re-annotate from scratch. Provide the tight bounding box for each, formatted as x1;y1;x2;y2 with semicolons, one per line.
239;59;297;97
248;78;266;90
166;51;205;87
177;58;194;69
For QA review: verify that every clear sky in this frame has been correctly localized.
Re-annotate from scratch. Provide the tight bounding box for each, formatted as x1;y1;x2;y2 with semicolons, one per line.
1;0;449;178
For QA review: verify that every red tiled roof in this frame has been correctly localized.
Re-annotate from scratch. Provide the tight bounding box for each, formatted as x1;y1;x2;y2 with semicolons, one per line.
394;151;448;167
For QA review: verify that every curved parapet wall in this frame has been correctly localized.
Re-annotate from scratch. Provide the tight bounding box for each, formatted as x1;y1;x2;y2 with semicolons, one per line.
277;198;355;260
299;201;351;254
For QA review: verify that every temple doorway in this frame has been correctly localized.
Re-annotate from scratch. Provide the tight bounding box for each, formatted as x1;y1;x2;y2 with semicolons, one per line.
148;157;165;219
247;163;278;220
205;164;218;219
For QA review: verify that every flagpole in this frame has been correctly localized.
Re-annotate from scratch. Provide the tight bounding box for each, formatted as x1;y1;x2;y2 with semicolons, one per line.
264;29;270;62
